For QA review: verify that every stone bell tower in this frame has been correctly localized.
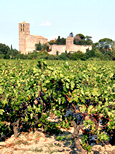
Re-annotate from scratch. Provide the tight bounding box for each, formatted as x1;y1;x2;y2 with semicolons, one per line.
66;36;74;51
19;21;30;53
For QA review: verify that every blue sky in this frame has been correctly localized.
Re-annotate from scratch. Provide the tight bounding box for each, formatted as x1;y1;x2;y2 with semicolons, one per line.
0;0;115;50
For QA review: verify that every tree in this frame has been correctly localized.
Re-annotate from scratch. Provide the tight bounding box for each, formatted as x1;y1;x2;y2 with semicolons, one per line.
0;43;10;58
74;34;92;45
76;33;85;40
85;49;95;59
94;49;104;60
93;42;100;49
98;38;113;50
56;36;66;45
0;51;4;59
35;42;42;51
111;41;115;50
11;44;13;52
111;50;115;60
58;53;68;60
48;36;66;45
85;36;93;45
69;51;86;60
56;36;61;45
9;49;19;59
85;48;104;60
48;39;56;45
61;37;66;45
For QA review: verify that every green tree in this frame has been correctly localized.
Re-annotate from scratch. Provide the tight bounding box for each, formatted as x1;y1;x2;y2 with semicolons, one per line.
85;36;93;45
69;51;86;60
11;44;13;51
56;36;61;45
98;38;113;50
9;49;19;59
74;34;93;45
35;42;42;51
93;42;99;49
58;53;68;60
94;49;104;60
0;43;10;58
111;50;115;60
36;42;50;52
85;49;95;59
104;50;114;60
56;36;66;45
111;41;115;50
76;33;85;40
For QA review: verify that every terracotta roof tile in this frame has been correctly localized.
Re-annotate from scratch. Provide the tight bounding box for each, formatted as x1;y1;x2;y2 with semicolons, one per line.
21;21;26;24
33;35;48;40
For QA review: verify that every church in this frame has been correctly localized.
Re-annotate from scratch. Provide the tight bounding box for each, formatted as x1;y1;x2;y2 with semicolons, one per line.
19;21;92;54
19;21;48;54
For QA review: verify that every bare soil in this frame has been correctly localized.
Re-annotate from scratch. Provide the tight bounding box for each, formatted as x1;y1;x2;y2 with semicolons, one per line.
0;127;115;154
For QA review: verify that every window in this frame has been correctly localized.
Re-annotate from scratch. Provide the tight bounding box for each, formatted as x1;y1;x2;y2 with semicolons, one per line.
20;24;25;31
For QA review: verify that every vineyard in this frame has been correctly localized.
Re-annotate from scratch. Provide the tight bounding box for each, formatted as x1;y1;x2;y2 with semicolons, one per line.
0;59;115;153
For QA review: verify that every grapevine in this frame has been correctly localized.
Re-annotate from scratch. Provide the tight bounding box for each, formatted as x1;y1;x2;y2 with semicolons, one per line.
0;59;115;152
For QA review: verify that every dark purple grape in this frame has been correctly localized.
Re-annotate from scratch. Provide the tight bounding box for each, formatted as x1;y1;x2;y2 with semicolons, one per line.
65;109;73;117
73;113;84;125
88;134;97;146
74;105;80;111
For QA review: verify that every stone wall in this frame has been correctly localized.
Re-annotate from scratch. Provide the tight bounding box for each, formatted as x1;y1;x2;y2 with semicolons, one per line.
51;43;92;54
50;36;92;54
51;45;66;55
25;35;48;53
66;44;92;53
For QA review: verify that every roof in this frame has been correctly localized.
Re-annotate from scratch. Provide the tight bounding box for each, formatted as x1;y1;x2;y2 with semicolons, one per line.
21;21;26;24
33;35;48;40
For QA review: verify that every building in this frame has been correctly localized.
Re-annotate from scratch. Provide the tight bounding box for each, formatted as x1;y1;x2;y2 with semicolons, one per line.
19;21;48;54
50;36;92;55
19;22;92;54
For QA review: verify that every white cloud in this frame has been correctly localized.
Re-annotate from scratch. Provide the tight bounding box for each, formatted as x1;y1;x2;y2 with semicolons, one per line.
40;21;52;26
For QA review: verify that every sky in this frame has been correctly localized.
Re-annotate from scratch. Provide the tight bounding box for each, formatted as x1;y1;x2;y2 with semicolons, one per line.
0;0;115;50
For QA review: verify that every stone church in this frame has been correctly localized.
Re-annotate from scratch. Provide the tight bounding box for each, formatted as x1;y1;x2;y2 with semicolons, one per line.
19;21;92;54
19;21;48;54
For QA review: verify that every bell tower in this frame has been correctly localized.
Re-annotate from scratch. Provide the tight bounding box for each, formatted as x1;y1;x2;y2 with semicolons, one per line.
66;36;74;51
19;21;30;53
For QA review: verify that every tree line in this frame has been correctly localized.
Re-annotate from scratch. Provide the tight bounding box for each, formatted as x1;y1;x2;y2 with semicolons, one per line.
0;33;115;60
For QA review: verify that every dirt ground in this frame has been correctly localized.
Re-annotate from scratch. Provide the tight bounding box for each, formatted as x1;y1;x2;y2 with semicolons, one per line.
0;127;115;154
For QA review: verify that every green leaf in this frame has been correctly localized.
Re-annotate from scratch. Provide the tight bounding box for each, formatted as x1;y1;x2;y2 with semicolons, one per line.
38;123;42;127
71;81;75;90
30;113;33;119
0;87;4;94
0;109;4;115
58;98;61;105
66;82;69;89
